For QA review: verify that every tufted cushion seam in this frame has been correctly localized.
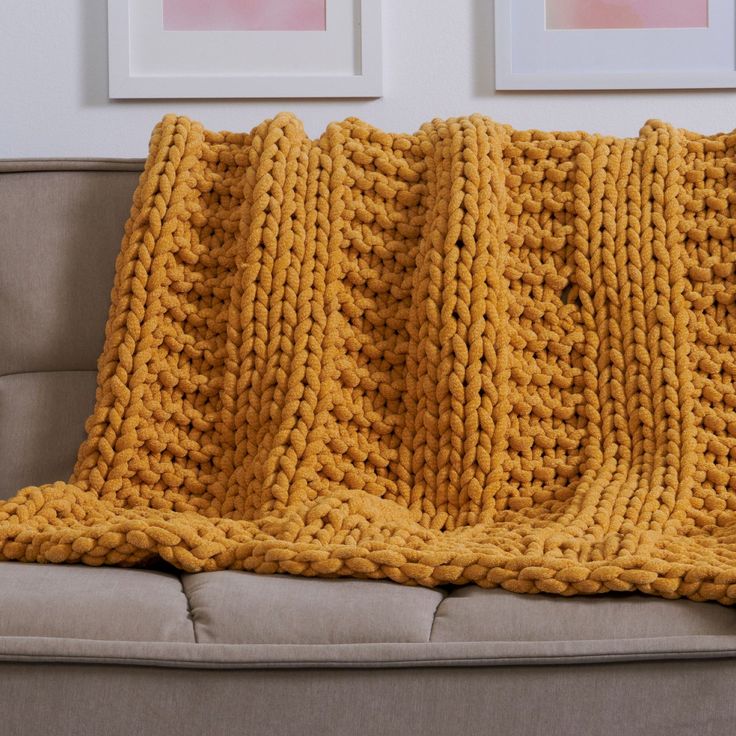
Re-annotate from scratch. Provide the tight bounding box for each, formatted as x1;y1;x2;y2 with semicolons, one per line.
0;369;97;380
427;594;447;643
179;575;199;644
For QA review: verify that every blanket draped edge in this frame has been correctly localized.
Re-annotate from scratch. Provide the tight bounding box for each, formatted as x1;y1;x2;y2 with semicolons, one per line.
3;112;736;605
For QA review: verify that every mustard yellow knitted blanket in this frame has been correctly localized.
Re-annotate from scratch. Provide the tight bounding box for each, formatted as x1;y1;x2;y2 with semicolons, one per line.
3;113;736;604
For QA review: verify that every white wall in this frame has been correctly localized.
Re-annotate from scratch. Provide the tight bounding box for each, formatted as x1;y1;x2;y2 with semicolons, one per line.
3;0;736;158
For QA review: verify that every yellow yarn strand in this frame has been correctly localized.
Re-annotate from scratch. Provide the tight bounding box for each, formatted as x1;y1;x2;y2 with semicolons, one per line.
3;113;736;604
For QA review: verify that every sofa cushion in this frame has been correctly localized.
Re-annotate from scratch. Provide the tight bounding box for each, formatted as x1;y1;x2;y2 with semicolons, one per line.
0;165;141;376
2;561;736;668
0;160;143;502
0;562;194;642
182;571;444;644
429;586;736;642
0;371;96;498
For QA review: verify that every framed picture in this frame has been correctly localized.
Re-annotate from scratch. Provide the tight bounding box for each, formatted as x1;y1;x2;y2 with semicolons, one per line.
495;0;736;90
108;0;382;98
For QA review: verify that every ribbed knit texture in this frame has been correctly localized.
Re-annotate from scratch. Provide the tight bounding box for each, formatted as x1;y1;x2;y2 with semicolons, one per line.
3;113;736;603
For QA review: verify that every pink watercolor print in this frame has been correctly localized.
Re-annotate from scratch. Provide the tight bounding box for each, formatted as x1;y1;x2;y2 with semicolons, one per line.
162;0;326;31
546;0;708;29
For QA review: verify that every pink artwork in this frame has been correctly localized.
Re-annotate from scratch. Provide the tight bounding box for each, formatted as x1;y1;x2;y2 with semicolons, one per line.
163;0;326;31
546;0;708;29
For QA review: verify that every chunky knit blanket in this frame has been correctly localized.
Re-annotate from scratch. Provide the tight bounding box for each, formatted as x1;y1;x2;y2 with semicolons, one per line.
3;113;736;605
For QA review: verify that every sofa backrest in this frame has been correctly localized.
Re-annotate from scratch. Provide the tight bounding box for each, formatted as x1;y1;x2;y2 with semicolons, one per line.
0;159;144;499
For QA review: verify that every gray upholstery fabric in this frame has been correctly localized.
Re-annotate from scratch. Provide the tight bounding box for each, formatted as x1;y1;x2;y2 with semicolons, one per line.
182;571;444;644
3;561;736;667
0;371;96;498
0;563;193;642
0;159;145;173
0;168;140;376
0;660;732;736
430;586;736;642
0;162;141;500
6;624;736;668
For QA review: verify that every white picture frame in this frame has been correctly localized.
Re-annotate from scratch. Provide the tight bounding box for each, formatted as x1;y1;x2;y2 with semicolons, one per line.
108;0;382;98
495;0;736;90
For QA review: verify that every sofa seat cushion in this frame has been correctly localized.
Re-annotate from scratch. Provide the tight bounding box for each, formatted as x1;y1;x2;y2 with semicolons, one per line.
182;571;444;644
429;586;736;641
0;562;194;642
3;562;736;669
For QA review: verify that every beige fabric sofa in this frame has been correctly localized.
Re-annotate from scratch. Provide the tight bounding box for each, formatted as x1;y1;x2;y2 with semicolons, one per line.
1;159;735;736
